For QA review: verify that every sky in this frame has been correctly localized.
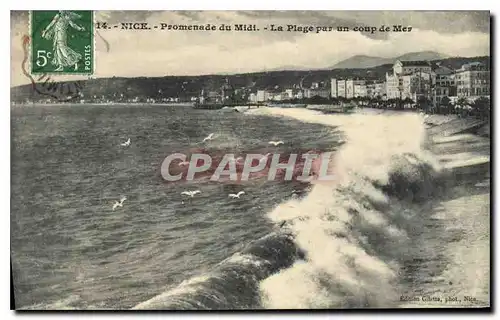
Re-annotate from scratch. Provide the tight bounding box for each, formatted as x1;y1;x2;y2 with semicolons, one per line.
10;10;490;87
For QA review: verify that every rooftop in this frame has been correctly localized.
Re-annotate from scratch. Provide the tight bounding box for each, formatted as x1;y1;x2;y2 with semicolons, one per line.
458;61;489;72
433;65;455;75
398;60;432;67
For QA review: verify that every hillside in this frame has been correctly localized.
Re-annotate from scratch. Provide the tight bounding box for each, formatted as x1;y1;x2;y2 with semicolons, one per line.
331;51;449;69
11;55;489;103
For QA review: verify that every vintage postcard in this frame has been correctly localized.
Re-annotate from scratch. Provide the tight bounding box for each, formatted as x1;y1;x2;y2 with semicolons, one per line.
10;10;491;310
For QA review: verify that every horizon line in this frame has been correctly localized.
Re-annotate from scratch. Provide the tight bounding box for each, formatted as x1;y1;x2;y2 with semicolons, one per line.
10;54;490;89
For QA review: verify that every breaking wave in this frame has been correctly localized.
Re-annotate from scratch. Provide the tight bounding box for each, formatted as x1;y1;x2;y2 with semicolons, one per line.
133;233;304;309
134;109;450;309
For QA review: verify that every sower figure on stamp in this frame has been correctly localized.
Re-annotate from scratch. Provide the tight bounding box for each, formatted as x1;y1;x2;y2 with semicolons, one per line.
41;10;85;71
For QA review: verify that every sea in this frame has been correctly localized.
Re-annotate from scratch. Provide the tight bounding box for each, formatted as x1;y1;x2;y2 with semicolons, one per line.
10;104;490;310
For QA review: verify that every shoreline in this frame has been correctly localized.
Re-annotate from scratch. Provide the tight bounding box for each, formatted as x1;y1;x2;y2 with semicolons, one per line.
11;102;195;107
246;106;490;138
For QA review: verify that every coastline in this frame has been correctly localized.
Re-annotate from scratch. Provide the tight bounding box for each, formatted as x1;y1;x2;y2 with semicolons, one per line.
247;106;490;308
11;102;196;107
253;106;490;138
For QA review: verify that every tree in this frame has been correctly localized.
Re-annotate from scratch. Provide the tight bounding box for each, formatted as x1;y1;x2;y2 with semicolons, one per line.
472;96;490;120
417;96;432;113
394;98;404;110
367;97;375;107
373;95;383;109
440;96;451;107
456;97;468;107
440;96;451;115
384;98;391;109
403;97;414;109
353;96;362;105
455;97;469;117
309;95;329;104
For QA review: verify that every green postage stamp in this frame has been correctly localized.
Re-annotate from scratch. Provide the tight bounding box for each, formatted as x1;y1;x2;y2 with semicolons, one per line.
30;10;94;75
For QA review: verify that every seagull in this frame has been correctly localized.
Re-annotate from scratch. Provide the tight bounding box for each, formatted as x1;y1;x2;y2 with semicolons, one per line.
268;140;284;146
181;190;201;197
229;191;245;199
120;138;131;147
112;196;127;210
202;133;215;142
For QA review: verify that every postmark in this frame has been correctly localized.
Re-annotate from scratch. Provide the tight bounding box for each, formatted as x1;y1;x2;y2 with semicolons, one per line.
21;35;85;102
30;10;94;75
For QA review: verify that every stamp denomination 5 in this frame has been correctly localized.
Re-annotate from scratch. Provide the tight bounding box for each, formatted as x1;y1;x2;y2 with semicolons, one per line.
30;10;94;75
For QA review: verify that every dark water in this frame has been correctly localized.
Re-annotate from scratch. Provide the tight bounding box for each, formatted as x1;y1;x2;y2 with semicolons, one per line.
10;104;342;309
11;105;490;310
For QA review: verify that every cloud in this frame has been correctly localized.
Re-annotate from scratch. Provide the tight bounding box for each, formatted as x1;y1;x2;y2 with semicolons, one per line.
10;11;490;87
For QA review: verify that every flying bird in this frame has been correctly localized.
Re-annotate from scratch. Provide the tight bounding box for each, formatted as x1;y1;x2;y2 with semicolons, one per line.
112;196;127;210
202;133;215;142
268;140;284;146
181;190;201;197
120;138;131;147
229;191;245;199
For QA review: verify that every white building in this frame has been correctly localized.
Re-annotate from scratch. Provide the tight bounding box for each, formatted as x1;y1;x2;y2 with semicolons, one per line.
249;93;257;103
330;78;337;98
346;79;365;98
346;80;354;99
433;64;456;104
309;89;330;98
456;61;490;101
386;73;400;99
393;60;432;75
367;81;386;98
354;83;367;98
271;94;283;101
256;90;269;102
337;80;346;98
303;89;312;98
374;82;386;98
386;60;434;101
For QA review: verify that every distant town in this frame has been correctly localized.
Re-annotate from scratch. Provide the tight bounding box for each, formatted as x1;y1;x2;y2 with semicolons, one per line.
248;59;490;112
12;58;490;117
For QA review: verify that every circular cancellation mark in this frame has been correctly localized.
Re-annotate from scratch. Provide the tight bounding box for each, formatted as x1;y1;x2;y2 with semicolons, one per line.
22;14;89;102
22;35;86;102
